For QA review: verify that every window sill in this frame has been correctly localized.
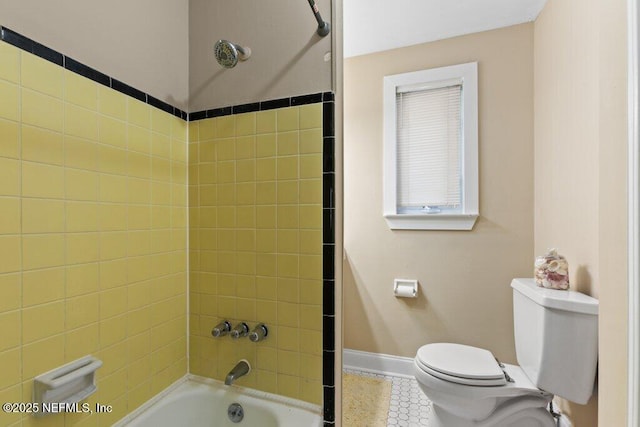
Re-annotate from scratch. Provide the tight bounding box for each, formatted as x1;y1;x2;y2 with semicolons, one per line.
383;213;479;231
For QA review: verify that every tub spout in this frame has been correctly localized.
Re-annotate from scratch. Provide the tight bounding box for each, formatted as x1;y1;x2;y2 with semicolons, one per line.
225;359;251;386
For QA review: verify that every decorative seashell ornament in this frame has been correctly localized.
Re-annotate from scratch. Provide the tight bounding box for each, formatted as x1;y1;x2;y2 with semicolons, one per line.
534;248;570;290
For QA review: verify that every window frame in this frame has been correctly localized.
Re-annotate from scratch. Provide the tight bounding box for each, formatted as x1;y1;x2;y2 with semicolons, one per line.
383;62;479;230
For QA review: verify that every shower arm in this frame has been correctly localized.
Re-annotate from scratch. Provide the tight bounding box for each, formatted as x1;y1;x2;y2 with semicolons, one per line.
306;0;330;37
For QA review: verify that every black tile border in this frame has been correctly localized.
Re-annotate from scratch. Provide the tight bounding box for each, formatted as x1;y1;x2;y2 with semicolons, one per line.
65;56;111;87
232;102;260;115
320;96;336;424
187;91;333;122
323;101;335;137
323;173;335;209
148;94;176;115
0;26;188;119
1;26;33;52
189;110;207;121
33;41;63;66
112;78;146;103
323;210;335;244
322;280;335;316
260;97;290;111
323;138;335;173
1;23;337;426
291;92;323;106
323;386;336;423
323;346;335;386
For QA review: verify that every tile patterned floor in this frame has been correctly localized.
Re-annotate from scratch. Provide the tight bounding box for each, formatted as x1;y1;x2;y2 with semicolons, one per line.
344;369;432;426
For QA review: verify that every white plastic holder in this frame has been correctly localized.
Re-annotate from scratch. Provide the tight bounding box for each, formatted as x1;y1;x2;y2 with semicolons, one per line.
33;355;102;417
393;279;418;298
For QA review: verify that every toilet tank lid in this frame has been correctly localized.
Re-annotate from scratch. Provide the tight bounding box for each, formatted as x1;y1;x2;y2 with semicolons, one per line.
511;278;599;315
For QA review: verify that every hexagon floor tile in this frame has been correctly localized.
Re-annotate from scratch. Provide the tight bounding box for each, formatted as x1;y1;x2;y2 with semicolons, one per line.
344;369;432;426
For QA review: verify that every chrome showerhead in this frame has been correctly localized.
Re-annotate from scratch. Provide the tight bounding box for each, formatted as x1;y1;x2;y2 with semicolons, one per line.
214;39;251;68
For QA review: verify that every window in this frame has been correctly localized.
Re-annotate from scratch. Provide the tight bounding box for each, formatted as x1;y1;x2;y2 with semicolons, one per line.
383;62;478;230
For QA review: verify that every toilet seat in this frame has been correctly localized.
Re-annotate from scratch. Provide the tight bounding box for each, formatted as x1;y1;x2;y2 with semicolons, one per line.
415;343;507;386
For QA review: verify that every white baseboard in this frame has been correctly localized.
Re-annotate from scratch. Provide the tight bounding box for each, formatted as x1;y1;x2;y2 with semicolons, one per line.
343;348;415;378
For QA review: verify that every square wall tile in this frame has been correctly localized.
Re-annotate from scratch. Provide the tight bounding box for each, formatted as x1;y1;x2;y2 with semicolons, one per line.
66;104;99;141
0;273;20;313
128;98;151;129
152;108;172;136
256;134;276;157
21;89;63;132
22;301;65;343
65;136;99;171
277;107;299;132
0;118;19;159
0;157;20;196
0;348;21;390
21;53;63;98
22;199;65;234
0;310;20;352
65;70;98;110
0;198;20;235
277;132;298;156
66;233;100;265
22;161;64;199
98;86;127;121
22;267;65;307
216;116;235;138
299;129;323;154
99;115;127;148
0;80;19;121
0;42;20;83
236;112;256;136
21;125;64;165
22;334;65;379
66;169;99;201
299;103;322;129
66;263;99;297
66;323;99;362
22;234;65;270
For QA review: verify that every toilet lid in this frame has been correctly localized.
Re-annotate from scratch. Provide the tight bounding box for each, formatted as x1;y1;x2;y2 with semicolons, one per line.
416;343;507;386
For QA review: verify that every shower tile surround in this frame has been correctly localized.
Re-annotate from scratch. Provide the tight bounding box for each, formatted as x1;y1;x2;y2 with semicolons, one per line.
187;94;336;414
0;26;336;425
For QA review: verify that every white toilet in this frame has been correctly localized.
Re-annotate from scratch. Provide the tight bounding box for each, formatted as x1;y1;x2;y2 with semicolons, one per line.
414;278;599;427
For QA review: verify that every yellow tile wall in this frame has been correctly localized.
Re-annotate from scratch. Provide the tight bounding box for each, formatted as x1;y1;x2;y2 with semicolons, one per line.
188;104;324;405
0;41;188;427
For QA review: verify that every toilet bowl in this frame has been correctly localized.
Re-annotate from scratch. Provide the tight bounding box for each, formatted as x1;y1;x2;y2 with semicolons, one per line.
413;279;599;427
414;343;554;426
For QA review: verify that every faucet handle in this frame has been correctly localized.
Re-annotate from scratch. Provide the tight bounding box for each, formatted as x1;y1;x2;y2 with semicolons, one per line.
230;322;249;339
212;320;232;337
249;323;268;342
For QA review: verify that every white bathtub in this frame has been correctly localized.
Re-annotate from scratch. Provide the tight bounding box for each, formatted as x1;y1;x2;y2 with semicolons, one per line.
114;375;323;427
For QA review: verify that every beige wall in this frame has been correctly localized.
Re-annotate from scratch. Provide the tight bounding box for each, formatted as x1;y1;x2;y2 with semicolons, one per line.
534;0;628;425
188;0;333;112
343;24;534;363
0;0;190;109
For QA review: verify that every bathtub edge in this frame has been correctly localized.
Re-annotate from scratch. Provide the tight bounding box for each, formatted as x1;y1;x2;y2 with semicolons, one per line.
112;374;323;427
112;375;190;427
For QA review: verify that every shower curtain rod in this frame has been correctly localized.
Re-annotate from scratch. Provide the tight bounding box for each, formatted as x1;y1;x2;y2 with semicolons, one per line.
307;0;330;37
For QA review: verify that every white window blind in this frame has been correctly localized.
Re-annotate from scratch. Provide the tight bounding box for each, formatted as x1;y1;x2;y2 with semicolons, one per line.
396;84;462;211
383;62;478;230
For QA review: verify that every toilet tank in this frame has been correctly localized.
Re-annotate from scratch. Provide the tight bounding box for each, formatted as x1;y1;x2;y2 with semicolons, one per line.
511;278;598;404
